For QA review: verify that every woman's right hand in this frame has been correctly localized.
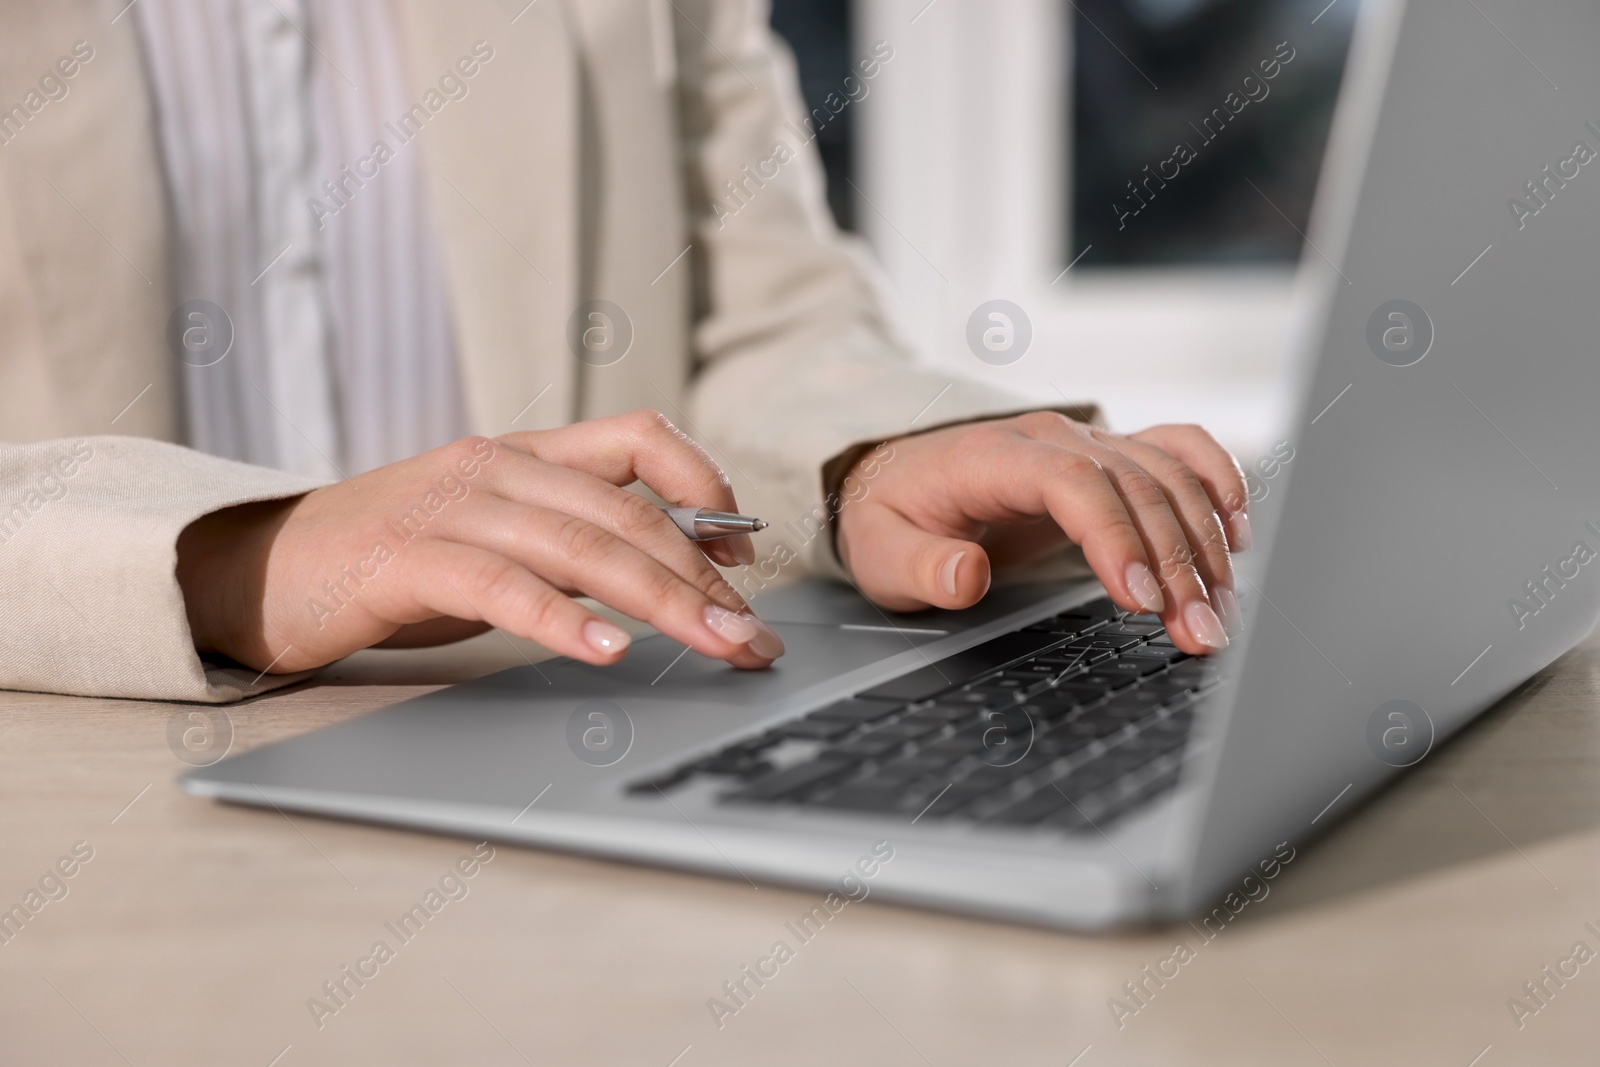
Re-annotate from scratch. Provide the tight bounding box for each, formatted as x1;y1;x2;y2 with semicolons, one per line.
175;410;785;674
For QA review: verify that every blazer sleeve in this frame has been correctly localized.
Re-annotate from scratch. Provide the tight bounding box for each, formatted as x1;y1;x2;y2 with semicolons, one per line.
0;436;327;702
669;0;1095;578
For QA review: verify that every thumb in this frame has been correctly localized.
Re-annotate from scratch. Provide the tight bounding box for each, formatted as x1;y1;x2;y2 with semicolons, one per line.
839;501;991;612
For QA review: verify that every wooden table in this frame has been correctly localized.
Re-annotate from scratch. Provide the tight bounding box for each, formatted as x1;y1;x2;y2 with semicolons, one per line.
3;624;1598;1067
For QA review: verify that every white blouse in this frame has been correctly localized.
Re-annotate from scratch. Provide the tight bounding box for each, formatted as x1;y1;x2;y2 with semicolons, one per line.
135;0;468;477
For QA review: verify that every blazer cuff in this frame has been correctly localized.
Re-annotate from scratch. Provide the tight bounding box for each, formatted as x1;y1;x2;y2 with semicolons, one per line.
0;436;328;703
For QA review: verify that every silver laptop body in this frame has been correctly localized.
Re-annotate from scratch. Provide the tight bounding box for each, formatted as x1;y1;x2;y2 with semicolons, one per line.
183;0;1600;928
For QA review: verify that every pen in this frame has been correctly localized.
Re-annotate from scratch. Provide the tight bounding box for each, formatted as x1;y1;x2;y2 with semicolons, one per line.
661;506;768;541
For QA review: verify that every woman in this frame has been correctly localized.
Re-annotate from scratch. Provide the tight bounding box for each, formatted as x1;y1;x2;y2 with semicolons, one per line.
0;0;1245;702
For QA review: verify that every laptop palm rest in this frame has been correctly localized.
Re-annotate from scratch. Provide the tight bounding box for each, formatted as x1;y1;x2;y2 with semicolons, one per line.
183;581;1090;816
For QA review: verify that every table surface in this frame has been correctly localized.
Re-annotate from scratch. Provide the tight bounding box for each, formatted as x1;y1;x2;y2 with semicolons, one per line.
2;620;1598;1067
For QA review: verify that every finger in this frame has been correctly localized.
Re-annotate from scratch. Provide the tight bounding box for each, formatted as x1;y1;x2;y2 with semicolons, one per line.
502;409;755;565
440;496;782;668
840;499;991;612
1064;438;1225;654
1010;416;1226;653
1131;424;1252;551
930;432;1168;620
482;450;757;615
1113;436;1239;637
395;539;637;667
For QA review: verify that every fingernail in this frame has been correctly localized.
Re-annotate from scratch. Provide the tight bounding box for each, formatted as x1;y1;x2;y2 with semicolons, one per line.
704;604;759;643
730;534;756;566
583;619;631;654
1213;586;1241;638
940;551;966;599
745;615;786;659
1125;562;1166;614
1184;600;1229;650
1227;510;1254;552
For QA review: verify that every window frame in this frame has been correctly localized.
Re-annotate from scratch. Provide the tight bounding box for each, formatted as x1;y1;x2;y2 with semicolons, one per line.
851;0;1298;451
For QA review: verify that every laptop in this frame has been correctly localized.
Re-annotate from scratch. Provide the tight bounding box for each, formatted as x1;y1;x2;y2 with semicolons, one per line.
183;0;1600;928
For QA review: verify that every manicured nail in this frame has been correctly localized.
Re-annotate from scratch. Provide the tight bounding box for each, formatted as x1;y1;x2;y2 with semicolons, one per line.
704;604;759;643
1227;510;1254;552
583;619;631;654
745;615;786;659
1125;562;1165;614
1184;600;1229;650
730;534;756;566
1213;586;1241;638
940;551;966;599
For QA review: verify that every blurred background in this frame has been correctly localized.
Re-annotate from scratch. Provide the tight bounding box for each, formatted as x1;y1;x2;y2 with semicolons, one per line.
770;0;1360;459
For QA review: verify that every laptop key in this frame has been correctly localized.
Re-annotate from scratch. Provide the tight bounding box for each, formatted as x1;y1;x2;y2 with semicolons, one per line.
1048;805;1096;832
853;632;1066;702
625;769;694;794
1130;764;1183;803
880;754;950;778
1126;727;1189;756
1092;659;1166;681
1023;621;1100;638
1041;681;1114;704
1123;645;1188;663
775;718;856;741
1040;648;1114;667
982;788;1071;825
1099;623;1165;637
723;758;857;799
972;673;1035;691
1035;732;1097;758
810;782;916;813
1079;668;1144;693
695;751;777;777
1100;690;1169;719
934;690;992;707
1011;662;1064;676
1051;712;1128;739
1167;662;1222;689
903;703;982;725
809;699;903;724
861;719;943;742
1136;678;1193;702
1071;636;1142;650
825;737;906;760
1075;765;1183;827
1021;698;1076;724
724;759;856;802
1051;762;1133;802
916;734;990;759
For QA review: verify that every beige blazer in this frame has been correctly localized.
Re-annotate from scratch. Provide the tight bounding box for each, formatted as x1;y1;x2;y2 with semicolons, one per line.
0;0;1069;702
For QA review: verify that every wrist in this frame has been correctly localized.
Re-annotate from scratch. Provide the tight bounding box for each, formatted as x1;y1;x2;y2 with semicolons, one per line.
823;440;897;568
175;495;303;664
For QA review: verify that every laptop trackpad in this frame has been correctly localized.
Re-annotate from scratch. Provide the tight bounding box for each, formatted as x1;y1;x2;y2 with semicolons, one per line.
475;621;949;708
479;576;1089;707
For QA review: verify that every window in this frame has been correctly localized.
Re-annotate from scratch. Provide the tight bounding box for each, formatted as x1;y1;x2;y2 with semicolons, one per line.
770;0;859;231
1071;0;1358;267
833;1;1366;453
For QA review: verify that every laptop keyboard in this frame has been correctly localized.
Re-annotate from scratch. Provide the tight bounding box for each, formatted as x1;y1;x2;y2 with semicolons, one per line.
627;595;1220;833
